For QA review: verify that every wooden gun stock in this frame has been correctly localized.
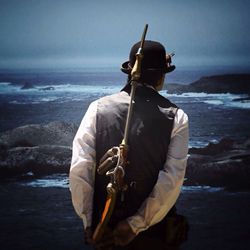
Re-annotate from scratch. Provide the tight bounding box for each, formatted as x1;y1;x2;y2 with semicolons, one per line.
92;187;117;242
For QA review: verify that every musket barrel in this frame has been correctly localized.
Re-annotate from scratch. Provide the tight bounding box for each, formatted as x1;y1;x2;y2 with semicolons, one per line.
123;24;148;146
140;24;148;49
123;81;137;146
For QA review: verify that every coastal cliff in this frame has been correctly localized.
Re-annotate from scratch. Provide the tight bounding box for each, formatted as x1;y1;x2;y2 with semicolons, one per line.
166;74;250;95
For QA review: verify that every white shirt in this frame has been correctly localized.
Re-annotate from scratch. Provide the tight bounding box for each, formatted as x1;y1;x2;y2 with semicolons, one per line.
69;90;189;235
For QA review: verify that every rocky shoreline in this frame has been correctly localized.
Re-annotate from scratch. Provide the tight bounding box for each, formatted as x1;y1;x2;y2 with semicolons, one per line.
0;122;77;178
186;138;250;189
0;122;249;189
166;74;250;95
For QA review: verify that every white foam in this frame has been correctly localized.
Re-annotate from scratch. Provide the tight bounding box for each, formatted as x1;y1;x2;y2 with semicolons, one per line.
21;175;225;192
0;82;11;86
9;100;23;104
226;100;250;109
165;92;237;98
0;82;20;93
57;84;121;94
20;174;69;188
1;82;122;103
164;91;250;109
0;82;121;94
189;138;221;149
20;174;225;192
182;185;224;193
40;96;59;102
164;91;245;100
35;83;121;95
189;141;207;148
204;100;224;105
9;96;60;104
2;81;250;109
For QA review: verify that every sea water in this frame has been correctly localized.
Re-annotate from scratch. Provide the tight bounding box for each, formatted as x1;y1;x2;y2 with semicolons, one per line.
2;67;248;190
19;173;225;193
1;67;250;148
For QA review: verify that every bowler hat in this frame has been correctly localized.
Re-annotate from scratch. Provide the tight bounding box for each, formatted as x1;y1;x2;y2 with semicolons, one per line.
121;40;175;74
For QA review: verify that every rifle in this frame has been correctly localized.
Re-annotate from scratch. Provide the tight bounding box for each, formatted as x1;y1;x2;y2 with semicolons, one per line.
92;24;149;243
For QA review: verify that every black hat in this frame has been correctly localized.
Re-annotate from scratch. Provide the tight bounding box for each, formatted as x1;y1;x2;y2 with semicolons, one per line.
121;40;175;74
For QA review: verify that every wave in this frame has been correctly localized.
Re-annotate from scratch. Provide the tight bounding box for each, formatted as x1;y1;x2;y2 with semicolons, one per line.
203;100;224;105
189;139;219;148
9;96;60;104
0;82;122;105
166;91;245;99
2;83;244;98
0;82;21;93
165;92;250;109
181;185;224;193
226;100;250;109
165;92;236;98
0;82;11;86
19;174;225;191
20;173;69;188
1;82;250;109
0;82;121;94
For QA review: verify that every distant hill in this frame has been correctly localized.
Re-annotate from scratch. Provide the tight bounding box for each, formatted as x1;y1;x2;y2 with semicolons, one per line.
166;74;250;94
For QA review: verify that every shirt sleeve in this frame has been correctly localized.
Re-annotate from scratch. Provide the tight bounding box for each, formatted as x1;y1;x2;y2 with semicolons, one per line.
126;108;189;235
69;100;97;229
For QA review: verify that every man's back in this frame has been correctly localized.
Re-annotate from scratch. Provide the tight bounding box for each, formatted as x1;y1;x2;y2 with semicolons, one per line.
93;86;178;230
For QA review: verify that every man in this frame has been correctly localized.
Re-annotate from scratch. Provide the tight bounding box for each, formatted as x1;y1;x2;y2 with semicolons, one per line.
70;40;189;250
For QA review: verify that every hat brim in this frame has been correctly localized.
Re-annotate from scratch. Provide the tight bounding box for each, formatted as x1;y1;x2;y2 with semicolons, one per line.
121;61;175;74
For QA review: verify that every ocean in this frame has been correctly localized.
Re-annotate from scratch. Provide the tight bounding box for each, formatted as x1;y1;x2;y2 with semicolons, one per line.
1;67;250;250
1;66;250;148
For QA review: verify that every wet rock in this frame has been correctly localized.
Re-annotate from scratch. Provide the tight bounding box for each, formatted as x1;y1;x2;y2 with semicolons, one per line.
39;86;55;91
1;121;250;189
0;122;77;178
189;138;235;155
0;121;78;148
21;82;35;90
0;145;71;177
186;138;250;189
167;74;250;94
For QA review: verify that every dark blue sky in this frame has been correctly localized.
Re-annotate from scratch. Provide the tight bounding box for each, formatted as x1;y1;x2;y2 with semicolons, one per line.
0;0;250;69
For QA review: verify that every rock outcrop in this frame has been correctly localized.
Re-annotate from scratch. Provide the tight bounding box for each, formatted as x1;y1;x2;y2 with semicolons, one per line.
167;74;250;95
21;82;35;90
0;122;78;178
186;138;250;189
1;122;250;189
0;121;77;148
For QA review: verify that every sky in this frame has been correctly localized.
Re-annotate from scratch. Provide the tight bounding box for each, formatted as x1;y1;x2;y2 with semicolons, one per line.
0;0;250;69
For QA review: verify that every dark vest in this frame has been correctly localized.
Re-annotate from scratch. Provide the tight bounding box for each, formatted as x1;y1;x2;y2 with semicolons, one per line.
92;86;178;234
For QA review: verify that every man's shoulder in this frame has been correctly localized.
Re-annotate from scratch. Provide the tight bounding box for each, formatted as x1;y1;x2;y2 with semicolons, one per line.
175;108;189;126
156;91;178;109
